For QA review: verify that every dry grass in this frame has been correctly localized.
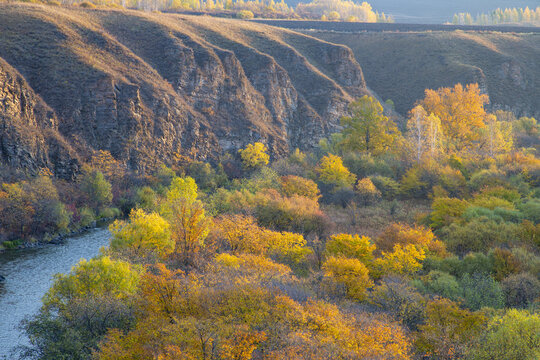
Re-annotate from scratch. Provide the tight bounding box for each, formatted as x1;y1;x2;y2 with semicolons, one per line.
323;199;431;239
311;30;540;118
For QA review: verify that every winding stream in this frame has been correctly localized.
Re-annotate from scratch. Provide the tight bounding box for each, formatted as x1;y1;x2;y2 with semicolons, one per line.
0;229;110;359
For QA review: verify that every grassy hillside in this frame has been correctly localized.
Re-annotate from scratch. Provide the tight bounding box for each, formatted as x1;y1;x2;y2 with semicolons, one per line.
313;30;540;118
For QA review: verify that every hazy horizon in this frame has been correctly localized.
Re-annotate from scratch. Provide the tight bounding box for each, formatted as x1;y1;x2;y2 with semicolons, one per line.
368;0;539;23
286;0;540;23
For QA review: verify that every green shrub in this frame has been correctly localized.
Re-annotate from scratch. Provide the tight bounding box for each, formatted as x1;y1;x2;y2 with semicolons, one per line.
343;153;395;179
2;239;23;249
511;248;540;278
255;189;332;236
80;170;112;212
79;207;96;228
424;253;495;279
370;176;400;199
440;219;520;255
502;273;540;309
430;197;469;229
460;273;504;310
187;161;227;191
518;199;540;223
419;270;462;301
468;168;507;192
468;309;540;360
369;276;426;330
99;207;121;219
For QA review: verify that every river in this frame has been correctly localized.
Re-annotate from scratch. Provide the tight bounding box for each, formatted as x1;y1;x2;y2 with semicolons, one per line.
0;229;110;359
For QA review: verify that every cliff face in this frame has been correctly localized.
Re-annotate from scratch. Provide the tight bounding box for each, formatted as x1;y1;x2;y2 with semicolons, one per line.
0;59;79;179
0;4;368;176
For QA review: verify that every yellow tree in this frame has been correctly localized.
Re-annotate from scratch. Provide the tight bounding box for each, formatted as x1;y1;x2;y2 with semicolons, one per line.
421;83;489;153
316;154;356;189
160;177;211;266
109;209;174;259
280;175;321;200
238;142;270;169
44;256;141;309
323;256;374;300
325;233;375;265
340;95;400;155
416;299;487;360
481;113;513;158
373;244;425;278
216;214;266;255
376;223;447;257
355;177;382;205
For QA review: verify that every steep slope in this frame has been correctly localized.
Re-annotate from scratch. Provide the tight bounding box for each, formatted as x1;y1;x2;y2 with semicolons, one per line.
0;3;368;176
0;58;79;179
313;30;540;118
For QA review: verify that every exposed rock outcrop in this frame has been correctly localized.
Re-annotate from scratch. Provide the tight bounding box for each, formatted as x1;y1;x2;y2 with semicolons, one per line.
0;58;79;179
0;4;369;176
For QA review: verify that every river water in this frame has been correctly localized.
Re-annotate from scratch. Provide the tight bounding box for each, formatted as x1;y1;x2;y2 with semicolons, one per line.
0;229;110;359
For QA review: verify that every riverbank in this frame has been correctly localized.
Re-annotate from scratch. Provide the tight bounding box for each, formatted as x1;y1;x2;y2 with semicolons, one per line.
0;228;111;358
0;217;115;253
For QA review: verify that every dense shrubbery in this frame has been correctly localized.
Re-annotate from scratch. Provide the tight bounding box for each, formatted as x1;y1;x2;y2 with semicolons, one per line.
16;84;540;360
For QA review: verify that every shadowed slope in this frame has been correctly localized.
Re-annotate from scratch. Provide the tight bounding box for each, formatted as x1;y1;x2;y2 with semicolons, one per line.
313;30;540;118
0;3;368;175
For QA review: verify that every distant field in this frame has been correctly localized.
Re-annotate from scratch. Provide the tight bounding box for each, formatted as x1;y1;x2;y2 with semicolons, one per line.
251;20;540;34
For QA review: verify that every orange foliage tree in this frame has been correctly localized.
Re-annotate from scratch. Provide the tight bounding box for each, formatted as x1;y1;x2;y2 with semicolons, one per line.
421;83;489;153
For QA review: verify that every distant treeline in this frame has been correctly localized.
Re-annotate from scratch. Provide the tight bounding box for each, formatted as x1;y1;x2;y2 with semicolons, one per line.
452;7;540;26
27;0;392;22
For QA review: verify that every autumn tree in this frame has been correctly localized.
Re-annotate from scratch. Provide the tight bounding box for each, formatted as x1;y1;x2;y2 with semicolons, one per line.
406;105;443;161
323;256;373;300
416;298;486;360
216;214;266;255
0;176;70;240
325;233;375;264
430;197;470;229
238;142;270;169
280;175;321;200
480;113;513;158
376;223;447;257
421;83;489;153
110;209;174;259
216;214;311;264
469;310;540;360
316;154;356;190
355;177;381;205
25;256;141;360
160;177;212;266
44;256;141;309
339;95;400;155
373;244;425;278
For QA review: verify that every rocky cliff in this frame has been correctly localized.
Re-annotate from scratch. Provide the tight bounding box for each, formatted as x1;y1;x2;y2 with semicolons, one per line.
0;3;368;177
0;58;79;179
